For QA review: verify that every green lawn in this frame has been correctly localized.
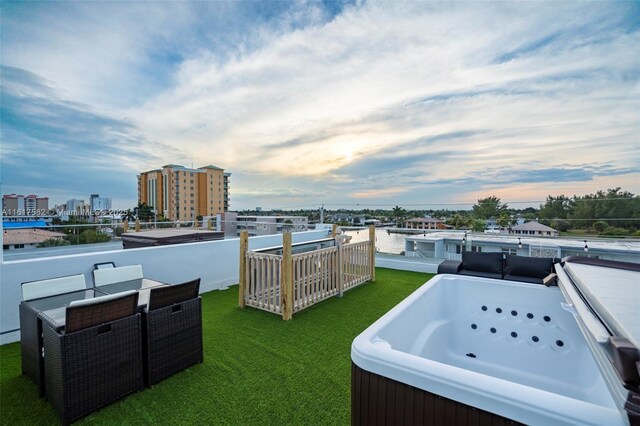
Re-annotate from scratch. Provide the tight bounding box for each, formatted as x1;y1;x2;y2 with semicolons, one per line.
0;268;432;425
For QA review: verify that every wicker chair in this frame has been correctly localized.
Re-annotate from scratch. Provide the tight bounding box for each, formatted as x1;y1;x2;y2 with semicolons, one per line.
144;278;203;386
20;274;87;395
40;291;143;424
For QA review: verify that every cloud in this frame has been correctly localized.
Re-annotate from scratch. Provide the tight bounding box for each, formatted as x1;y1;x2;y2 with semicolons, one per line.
2;1;639;208
352;187;408;199
0;66;187;203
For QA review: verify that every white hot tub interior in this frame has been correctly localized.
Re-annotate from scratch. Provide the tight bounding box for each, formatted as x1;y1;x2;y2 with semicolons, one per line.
376;275;614;407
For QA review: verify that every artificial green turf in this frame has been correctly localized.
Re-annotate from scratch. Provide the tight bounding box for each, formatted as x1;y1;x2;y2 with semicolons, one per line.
0;268;432;425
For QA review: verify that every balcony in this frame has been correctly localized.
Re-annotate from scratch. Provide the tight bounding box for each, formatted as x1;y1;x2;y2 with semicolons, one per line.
0;229;431;423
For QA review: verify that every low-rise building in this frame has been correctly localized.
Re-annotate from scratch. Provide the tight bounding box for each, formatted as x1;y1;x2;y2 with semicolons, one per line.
509;221;558;237
404;217;447;230
332;213;365;225
220;214;308;236
403;232;639;263
2;229;65;250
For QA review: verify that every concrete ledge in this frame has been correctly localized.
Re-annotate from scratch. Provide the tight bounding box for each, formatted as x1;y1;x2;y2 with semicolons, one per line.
0;330;20;346
375;254;440;274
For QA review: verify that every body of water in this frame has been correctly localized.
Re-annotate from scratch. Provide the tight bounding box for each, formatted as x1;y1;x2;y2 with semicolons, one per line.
344;228;407;254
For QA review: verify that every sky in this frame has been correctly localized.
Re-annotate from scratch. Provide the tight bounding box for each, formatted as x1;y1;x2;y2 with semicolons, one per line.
1;1;639;211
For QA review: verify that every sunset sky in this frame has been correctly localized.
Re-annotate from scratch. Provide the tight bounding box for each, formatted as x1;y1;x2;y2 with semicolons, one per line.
1;1;638;210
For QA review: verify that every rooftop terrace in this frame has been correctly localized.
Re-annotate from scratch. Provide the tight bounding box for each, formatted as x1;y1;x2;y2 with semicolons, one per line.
0;268;431;425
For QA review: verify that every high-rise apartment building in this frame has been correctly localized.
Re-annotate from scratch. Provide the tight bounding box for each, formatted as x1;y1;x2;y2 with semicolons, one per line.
89;194;112;213
66;199;86;214
2;194;49;216
137;164;230;221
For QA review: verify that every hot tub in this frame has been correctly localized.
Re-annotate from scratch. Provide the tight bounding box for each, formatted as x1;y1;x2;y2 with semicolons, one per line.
351;272;631;425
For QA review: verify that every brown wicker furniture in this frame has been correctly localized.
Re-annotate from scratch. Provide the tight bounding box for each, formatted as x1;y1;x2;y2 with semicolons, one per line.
144;278;203;386
20;286;101;396
38;291;143;424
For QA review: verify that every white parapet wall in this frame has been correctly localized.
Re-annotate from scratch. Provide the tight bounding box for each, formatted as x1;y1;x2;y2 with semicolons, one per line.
375;253;441;274
0;229;330;344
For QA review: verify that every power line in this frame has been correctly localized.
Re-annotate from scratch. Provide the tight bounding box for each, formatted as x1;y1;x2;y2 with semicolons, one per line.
268;197;639;209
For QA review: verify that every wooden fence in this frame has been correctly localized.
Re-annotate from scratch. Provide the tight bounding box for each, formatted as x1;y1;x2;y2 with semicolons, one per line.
239;225;376;320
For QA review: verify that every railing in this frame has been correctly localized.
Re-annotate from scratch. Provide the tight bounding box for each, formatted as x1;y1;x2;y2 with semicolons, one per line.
239;225;375;320
293;246;340;311
444;252;462;261
341;241;372;291
245;252;282;315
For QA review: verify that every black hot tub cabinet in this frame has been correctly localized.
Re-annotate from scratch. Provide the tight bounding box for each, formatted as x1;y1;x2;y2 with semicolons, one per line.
351;257;640;426
121;229;224;249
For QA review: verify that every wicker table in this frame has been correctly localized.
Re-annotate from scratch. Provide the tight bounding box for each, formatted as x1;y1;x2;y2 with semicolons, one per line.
20;289;105;396
97;278;168;308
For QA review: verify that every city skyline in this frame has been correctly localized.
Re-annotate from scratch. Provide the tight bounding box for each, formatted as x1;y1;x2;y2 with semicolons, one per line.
1;1;639;210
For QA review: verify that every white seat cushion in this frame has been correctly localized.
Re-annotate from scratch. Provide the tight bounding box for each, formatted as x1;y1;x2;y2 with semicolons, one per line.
22;274;87;301
68;290;138;308
93;265;144;287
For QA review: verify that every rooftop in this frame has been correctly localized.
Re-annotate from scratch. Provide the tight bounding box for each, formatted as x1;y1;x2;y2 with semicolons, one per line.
2;220;48;229
0;268;430;424
511;221;557;232
3;229;65;245
406;231;640;254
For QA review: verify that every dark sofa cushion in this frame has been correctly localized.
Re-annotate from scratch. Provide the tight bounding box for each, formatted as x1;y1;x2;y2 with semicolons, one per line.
461;251;504;274
437;260;462;274
505;255;554;279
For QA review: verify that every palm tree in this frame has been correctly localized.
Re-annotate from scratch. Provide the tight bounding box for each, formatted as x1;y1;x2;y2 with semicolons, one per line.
133;203;154;222
392;205;407;227
497;214;512;228
471;219;486;232
121;209;136;222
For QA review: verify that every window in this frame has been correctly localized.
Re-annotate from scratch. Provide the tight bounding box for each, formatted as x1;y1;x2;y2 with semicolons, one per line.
190;172;194;177
471;246;482;252
455;244;462;254
502;248;517;255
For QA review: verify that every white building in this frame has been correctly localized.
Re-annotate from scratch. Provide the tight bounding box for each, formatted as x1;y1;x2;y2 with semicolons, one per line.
238;215;308;236
66;199;86;214
509;221;558;237
404;232;640;264
89;194;112;213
